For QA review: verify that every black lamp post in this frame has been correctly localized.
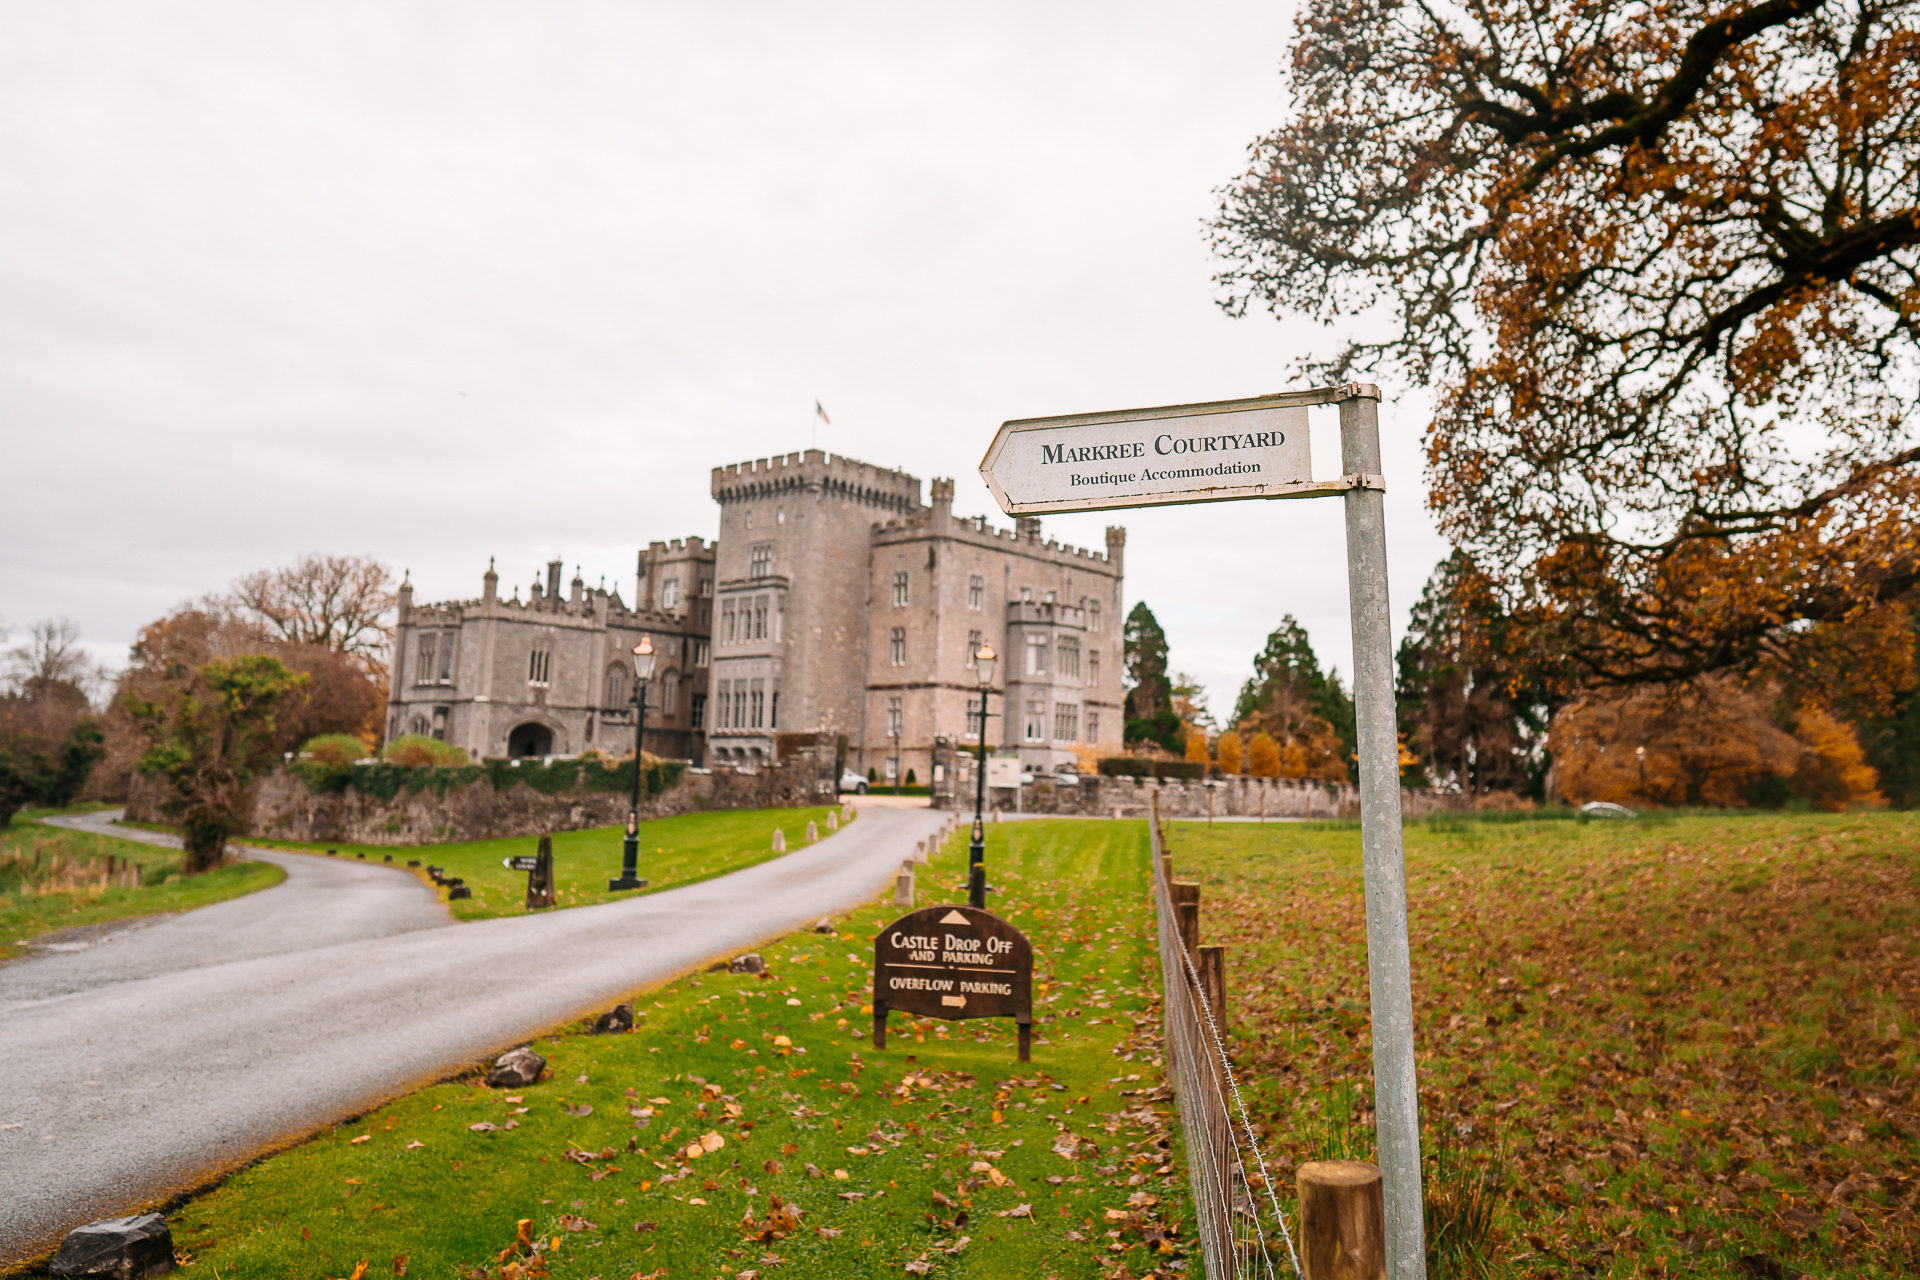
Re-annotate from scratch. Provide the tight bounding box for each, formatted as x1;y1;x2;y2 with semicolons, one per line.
609;636;655;892
967;641;997;909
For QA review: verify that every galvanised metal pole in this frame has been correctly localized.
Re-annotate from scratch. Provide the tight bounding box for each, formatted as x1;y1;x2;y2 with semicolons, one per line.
1339;387;1426;1280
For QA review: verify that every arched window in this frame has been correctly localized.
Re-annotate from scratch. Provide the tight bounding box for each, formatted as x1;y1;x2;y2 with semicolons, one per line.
662;669;679;715
607;664;628;707
408;714;430;736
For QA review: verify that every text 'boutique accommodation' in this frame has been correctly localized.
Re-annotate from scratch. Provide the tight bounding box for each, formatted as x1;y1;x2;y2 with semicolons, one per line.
388;449;1126;781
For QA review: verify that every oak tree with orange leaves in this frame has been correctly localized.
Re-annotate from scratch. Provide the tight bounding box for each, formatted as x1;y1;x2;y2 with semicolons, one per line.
1212;0;1920;707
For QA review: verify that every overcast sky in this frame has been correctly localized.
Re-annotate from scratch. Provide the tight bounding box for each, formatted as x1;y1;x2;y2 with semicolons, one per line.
1;0;1446;721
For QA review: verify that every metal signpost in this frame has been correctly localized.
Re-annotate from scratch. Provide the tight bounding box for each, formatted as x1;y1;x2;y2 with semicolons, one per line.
873;905;1034;1061
980;382;1426;1280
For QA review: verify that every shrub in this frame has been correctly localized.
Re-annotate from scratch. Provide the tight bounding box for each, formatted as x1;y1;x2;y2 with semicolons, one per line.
383;735;469;768
301;734;368;766
905;768;918;785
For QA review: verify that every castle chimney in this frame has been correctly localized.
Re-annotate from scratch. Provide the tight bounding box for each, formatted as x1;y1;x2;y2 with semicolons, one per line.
570;566;584;607
1105;525;1126;573
546;559;563;601
482;557;498;605
1016;515;1042;542
930;477;955;522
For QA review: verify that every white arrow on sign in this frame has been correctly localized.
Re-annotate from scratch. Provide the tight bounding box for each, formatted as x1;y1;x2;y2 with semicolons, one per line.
979;384;1383;515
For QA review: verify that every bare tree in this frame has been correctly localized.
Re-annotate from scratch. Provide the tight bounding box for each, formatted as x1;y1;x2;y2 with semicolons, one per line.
228;555;396;672
5;617;105;702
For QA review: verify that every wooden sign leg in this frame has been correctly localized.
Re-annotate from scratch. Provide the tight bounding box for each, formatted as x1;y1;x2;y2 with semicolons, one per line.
872;1005;888;1050
1017;1021;1031;1063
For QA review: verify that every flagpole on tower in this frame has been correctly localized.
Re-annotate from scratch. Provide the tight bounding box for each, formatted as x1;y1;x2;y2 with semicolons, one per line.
814;399;831;451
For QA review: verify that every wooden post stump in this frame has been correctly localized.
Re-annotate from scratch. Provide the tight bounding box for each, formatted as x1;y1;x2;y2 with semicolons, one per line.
1297;1160;1386;1280
1197;944;1226;1025
1170;881;1200;962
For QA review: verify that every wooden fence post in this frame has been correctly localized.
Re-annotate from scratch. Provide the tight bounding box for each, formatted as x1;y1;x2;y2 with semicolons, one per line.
1297;1160;1386;1280
1198;944;1226;1027
1171;881;1200;963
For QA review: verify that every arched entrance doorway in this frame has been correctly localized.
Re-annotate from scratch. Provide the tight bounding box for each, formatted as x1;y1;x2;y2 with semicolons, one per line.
507;722;554;759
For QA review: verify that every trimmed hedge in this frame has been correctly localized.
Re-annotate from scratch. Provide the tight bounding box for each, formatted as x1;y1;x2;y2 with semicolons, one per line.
1097;757;1206;781
289;757;686;801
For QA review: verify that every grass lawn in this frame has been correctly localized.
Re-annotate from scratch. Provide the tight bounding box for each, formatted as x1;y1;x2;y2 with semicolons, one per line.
165;819;1196;1279
1;812;284;961
146;807;848;923
1160;810;1920;1278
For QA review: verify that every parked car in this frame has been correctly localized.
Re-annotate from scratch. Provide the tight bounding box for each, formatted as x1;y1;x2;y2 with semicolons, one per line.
1052;766;1081;786
838;770;869;795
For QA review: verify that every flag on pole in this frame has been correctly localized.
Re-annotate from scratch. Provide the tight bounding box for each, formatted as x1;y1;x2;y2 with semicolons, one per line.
814;400;832;426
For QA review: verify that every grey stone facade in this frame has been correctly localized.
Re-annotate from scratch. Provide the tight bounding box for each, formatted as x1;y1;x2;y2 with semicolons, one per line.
388;547;713;762
387;448;1126;777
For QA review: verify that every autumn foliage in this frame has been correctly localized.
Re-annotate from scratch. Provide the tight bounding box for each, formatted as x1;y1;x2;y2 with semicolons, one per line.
1212;0;1920;709
1552;679;1885;809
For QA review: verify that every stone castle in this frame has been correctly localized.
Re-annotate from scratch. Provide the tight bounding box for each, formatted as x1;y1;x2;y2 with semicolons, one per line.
386;449;1126;782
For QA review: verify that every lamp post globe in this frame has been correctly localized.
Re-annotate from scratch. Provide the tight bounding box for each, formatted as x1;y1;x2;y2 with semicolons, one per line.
968;641;996;909
610;637;655;891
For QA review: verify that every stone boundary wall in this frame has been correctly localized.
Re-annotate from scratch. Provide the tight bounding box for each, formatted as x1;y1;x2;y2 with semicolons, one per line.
936;773;1465;820
126;748;837;846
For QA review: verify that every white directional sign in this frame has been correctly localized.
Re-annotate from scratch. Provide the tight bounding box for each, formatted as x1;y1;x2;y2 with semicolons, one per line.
980;388;1380;515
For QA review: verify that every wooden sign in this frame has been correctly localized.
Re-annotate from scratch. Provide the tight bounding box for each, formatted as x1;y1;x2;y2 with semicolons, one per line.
872;905;1033;1061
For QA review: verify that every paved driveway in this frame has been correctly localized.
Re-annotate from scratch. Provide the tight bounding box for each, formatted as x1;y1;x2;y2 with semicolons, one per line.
0;806;947;1262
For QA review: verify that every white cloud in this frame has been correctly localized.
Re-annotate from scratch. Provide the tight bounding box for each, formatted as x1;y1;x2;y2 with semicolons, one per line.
0;0;1447;711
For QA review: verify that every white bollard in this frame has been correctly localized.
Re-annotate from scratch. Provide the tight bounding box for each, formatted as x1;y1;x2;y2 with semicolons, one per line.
828;810;839;831
806;820;819;843
772;829;787;853
894;867;914;908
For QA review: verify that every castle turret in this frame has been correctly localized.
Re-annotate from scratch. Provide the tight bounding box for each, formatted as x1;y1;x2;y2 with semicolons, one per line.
930;477;955;522
546;559;563;602
1016;515;1042;542
398;570;413;618
482;557;498;605
570;566;584;607
1105;526;1126;574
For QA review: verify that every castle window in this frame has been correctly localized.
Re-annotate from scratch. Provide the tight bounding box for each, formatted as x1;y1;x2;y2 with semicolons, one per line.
1054;703;1079;741
528;648;551;686
968;575;984;610
694;640;710;667
1089;649;1100;686
415;633;437;684
1058;636;1081;680
889;627;906;666
1087;711;1100;742
715;680;731;728
966;697;983;739
1024;700;1045;742
1044;590;1056;604
690;692;707;729
733;684;748;729
966;629;982;668
432;706;449;742
770;680;779;729
886;697;903;738
663;670;679;714
1020;587;1032;602
700;579;714;598
408;713;430;737
750;543;773;578
891;570;909;607
1090;601;1101;632
1026;634;1048;675
438;634;455;682
752;595;769;640
750;679;766;728
662;578;681;610
607;664;628;707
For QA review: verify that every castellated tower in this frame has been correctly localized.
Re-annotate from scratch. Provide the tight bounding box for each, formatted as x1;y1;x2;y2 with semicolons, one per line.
707;450;920;762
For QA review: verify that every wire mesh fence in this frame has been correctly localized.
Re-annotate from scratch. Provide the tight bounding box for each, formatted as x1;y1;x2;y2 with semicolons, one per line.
1151;796;1302;1280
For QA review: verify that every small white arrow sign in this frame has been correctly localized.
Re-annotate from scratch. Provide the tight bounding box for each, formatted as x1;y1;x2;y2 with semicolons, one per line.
941;995;967;1007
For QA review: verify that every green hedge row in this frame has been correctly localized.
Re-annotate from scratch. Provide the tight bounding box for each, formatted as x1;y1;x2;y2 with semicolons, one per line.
290;757;686;801
1096;757;1206;780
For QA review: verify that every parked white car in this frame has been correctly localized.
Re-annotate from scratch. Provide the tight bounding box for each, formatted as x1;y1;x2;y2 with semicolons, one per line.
837;770;869;795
